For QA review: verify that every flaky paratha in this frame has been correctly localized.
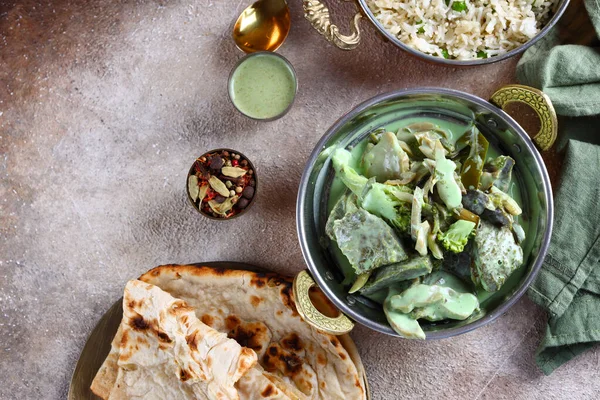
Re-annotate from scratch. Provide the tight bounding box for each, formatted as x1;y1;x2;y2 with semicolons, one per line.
90;325;123;397
93;328;293;400
92;265;367;399
91;280;291;400
139;265;366;400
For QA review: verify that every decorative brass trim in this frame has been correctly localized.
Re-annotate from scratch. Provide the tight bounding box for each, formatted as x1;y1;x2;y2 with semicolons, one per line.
293;270;355;335
490;84;558;151
303;0;362;50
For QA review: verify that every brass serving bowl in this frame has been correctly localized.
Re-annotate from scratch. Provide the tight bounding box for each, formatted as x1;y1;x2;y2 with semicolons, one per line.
294;85;556;338
302;0;570;65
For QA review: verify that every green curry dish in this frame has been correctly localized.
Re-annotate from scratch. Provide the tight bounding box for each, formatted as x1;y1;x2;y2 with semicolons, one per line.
360;255;434;295
488;186;522;216
411;186;425;240
419;134;456;163
481;207;511;227
326;121;527;338
361;180;410;222
389;284;479;318
480;155;515;192
362;280;415;304
332;148;415;227
332;148;369;195
363;131;410;182
512;223;526;244
422;270;473;292
441;245;473;282
395;284;480;320
348;272;372;294
472;220;524;292
331;208;408;275
397;123;454;160
396;127;423;160
456;126;489;190
384;283;480;339
384;299;425;340
434;145;463;209
437;220;476;253
462;189;490;215
325;193;358;240
386;201;412;235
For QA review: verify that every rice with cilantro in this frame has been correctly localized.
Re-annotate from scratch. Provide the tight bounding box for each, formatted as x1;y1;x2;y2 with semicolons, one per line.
367;0;556;60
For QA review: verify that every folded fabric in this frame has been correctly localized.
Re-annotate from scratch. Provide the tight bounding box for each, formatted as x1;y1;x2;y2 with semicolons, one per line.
516;0;600;375
528;141;600;375
517;0;600;118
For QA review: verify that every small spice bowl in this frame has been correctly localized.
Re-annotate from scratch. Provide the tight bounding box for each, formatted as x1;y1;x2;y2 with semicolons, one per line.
228;52;298;121
186;148;258;220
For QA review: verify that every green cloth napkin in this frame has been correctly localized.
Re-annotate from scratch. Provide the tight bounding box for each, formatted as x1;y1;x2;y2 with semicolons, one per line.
516;0;600;375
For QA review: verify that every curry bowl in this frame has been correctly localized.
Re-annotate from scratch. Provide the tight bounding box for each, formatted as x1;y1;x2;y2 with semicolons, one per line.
303;0;570;65
294;85;555;338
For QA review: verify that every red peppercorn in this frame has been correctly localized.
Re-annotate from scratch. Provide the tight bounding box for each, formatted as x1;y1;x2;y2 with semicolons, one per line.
232;159;239;167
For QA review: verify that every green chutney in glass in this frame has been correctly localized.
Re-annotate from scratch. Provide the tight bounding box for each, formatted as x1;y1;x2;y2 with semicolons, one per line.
228;52;297;120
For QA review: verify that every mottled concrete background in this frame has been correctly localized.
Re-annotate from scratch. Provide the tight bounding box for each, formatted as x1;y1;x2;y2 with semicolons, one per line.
1;0;598;399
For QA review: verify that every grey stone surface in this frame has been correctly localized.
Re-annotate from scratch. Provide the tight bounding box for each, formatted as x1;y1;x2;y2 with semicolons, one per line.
0;1;598;399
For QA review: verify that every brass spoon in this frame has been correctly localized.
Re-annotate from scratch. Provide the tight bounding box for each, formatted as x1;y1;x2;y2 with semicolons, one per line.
232;0;291;53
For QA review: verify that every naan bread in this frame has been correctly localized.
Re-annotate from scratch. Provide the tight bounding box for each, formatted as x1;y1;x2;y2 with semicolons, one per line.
91;280;290;400
92;266;367;400
139;265;366;400
90;326;122;397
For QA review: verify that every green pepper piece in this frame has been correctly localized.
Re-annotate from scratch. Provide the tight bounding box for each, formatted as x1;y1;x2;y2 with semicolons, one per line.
476;50;488;58
452;1;467;11
417;26;425;34
441;49;450;59
349;272;371;293
360;256;434;295
456;126;489;189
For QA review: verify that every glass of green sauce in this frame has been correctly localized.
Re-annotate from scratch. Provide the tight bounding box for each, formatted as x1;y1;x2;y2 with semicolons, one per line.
228;52;297;121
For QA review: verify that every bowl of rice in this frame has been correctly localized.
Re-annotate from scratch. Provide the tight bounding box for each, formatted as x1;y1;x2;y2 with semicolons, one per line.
303;0;569;64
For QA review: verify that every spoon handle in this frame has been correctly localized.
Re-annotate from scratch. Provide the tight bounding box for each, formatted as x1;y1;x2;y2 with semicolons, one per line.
303;0;362;50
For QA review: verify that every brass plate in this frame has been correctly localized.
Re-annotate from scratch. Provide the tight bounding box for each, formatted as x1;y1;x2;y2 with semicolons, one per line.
68;262;370;399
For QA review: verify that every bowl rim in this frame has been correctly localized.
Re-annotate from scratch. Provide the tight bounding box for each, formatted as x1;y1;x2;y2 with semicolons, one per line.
296;87;554;338
355;0;570;66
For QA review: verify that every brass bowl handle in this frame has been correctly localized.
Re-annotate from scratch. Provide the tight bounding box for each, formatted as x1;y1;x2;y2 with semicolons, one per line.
293;270;355;335
490;84;558;151
303;0;362;50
